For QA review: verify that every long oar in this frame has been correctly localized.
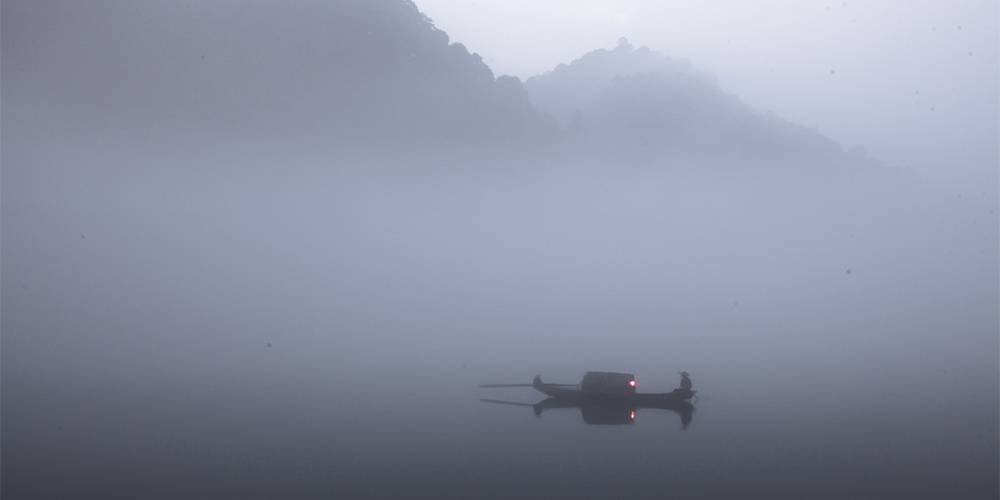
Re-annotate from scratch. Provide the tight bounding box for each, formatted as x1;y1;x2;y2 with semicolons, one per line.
479;382;578;388
479;398;534;407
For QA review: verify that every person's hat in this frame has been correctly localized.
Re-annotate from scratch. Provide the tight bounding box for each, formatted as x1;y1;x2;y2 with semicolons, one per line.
679;371;690;377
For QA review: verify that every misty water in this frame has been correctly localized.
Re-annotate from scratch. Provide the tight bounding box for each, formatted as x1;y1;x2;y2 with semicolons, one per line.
3;2;997;497
3;130;997;499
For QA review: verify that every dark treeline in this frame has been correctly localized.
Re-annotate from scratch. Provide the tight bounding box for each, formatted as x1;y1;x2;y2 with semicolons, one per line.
5;0;886;170
3;0;546;147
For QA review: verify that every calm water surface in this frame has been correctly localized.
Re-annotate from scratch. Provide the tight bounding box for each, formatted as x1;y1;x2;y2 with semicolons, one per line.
4;361;997;500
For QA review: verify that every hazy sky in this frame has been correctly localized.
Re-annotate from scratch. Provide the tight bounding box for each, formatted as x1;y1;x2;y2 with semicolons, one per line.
416;0;999;181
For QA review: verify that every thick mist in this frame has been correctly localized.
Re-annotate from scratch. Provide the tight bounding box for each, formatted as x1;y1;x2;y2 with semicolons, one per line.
5;128;996;497
6;130;995;378
3;1;997;498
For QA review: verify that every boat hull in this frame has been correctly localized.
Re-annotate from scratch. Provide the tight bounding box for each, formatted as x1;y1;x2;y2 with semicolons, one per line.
532;375;695;402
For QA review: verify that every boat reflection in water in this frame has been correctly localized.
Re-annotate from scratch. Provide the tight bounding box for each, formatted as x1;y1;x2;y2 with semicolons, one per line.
480;372;695;427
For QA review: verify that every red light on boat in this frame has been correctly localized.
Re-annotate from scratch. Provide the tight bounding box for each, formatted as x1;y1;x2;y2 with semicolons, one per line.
630;411;635;419
629;380;635;387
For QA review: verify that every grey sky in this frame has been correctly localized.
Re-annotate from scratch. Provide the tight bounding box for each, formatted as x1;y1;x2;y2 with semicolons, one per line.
416;0;999;180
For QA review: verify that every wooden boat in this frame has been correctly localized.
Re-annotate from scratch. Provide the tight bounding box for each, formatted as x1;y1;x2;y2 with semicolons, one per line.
531;372;695;403
480;372;695;426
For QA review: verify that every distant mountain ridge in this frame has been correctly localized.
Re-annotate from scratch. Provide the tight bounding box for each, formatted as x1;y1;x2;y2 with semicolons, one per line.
3;0;549;144
525;38;718;127
525;39;857;165
5;0;873;166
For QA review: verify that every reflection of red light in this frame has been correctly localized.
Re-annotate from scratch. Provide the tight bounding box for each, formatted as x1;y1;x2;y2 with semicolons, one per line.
630;380;635;387
630;411;635;419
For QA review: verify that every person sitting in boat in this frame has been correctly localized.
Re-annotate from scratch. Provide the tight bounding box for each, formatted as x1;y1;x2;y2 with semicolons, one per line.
679;371;692;391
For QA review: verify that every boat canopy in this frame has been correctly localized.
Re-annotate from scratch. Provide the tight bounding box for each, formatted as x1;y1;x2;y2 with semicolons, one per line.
580;372;636;394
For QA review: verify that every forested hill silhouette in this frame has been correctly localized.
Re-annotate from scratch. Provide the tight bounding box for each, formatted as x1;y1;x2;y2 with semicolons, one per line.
526;40;868;167
525;39;718;128
7;1;881;167
4;0;549;145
